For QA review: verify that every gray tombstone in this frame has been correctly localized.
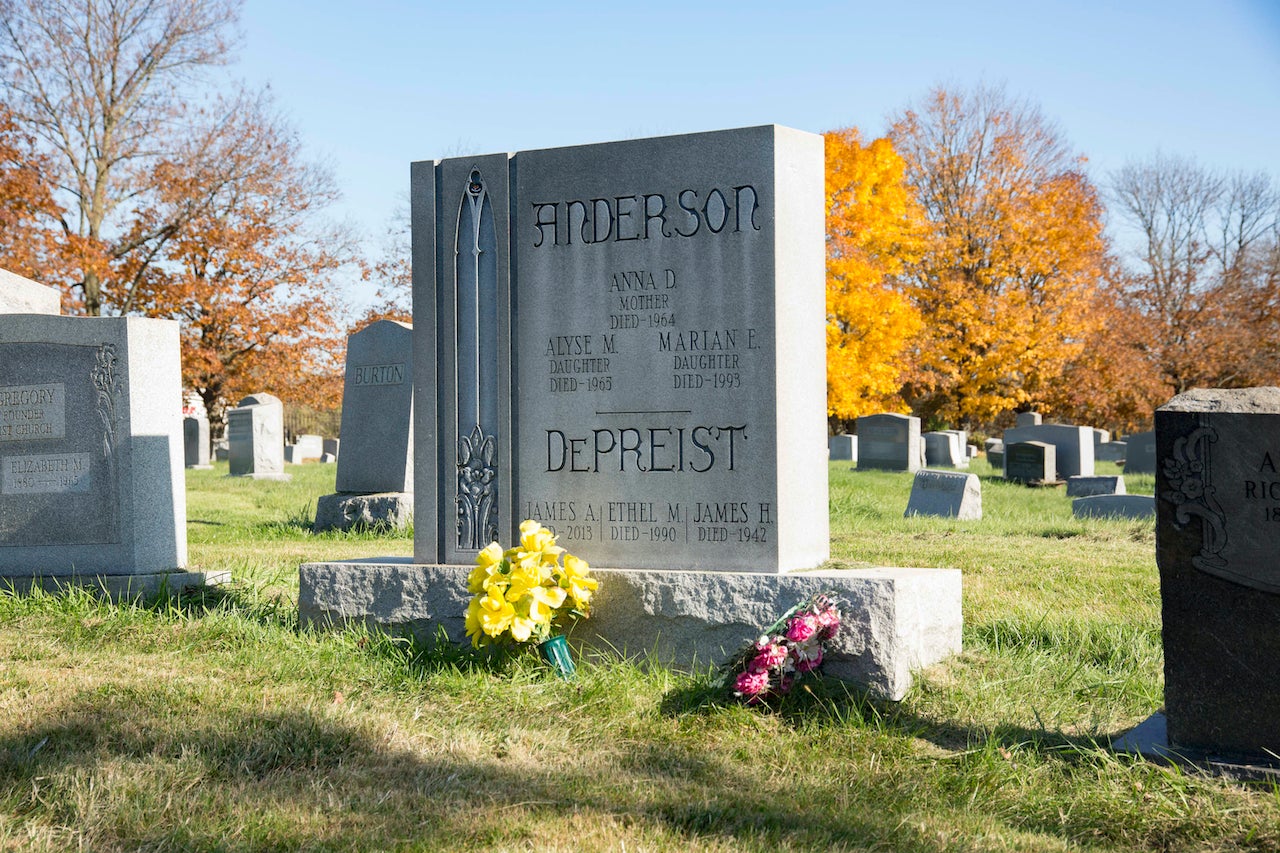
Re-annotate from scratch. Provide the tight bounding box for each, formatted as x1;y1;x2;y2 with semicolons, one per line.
287;434;323;464
183;416;211;469
1015;411;1042;428
413;126;828;572
1153;387;1280;759
1004;440;1055;483
1002;424;1095;479
227;393;288;480
905;470;981;520
323;438;340;458
1123;431;1156;474
828;434;856;462
0;267;60;315
984;438;1004;469
0;314;199;591
1072;494;1154;520
315;320;414;532
923;431;967;468
1066;475;1125;497
857;413;922;472
1091;428;1111;446
1096;440;1127;463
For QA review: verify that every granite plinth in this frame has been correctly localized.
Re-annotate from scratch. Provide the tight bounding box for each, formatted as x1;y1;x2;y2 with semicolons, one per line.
298;560;962;701
1;569;229;602
1072;494;1154;519
313;492;413;533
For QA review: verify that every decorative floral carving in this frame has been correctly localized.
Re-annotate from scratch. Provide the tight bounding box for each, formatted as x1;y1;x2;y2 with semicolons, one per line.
458;424;498;550
92;343;121;461
1162;420;1227;572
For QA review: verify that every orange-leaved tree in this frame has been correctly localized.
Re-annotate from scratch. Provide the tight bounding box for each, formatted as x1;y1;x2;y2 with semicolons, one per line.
0;102;60;282
890;85;1109;430
128;94;357;429
824;127;926;431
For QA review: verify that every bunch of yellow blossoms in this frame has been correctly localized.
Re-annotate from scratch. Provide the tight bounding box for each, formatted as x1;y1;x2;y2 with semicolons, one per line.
464;520;598;647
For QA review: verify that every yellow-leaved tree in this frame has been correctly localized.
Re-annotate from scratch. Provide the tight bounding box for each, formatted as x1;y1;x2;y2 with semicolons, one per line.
825;128;926;431
889;85;1108;429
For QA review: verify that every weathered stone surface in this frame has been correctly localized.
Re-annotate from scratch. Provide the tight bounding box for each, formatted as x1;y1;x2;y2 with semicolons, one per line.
828;434;856;461
1066;475;1126;497
227;393;288;479
0;268;59;315
857;413;922;472
1004;440;1055;483
1016;411;1042;427
0;314;187;576
905;470;981;520
298;560;963;701
1123;431;1156;474
1155;387;1280;757
1002;423;1095;479
336;320;412;493
1;569;228;602
1072;494;1154;519
313;492;413;533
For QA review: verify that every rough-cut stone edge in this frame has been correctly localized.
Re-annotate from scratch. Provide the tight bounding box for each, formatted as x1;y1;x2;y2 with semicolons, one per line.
0;570;229;602
1161;387;1280;413
0;267;60;314
313;492;414;532
297;560;962;701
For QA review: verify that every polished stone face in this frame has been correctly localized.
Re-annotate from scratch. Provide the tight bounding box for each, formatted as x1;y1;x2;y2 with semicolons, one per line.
1002;424;1095;479
414;126;829;572
857;413;921;472
1004;440;1055;483
1157;387;1280;757
905;470;981;520
0;315;185;575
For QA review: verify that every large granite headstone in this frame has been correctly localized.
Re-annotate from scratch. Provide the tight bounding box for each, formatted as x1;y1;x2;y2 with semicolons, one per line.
227;393;288;480
857;413;922;472
0;268;60;315
183;416;211;469
1002;423;1095;479
314;320;414;532
1004;440;1055;483
301;126;961;700
0;314;212;596
1153;387;1280;758
1124;431;1156;475
905;470;981;520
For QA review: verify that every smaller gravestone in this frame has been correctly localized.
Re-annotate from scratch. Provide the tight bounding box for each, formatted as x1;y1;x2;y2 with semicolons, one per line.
1123;431;1156;474
1072;494;1154;520
1066;475;1126;497
828;434;856;462
323;438;340;458
967;444;978;459
213;439;228;461
984;438;1004;469
1096;440;1127;463
314;320;413;532
1016;411;1042;428
227;393;289;480
183;416;212;469
857;413;921;472
1091;428;1111;446
905;470;981;520
0;268;60;315
285;434;323;464
1005;440;1055;484
923;431;968;468
319;452;336;464
1002;424;1095;479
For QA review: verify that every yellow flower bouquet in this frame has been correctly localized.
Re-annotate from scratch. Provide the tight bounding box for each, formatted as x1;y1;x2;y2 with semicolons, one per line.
464;520;598;674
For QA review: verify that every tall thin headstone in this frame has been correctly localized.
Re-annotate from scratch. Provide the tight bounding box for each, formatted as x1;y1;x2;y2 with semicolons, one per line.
184;416;211;469
314;320;414;531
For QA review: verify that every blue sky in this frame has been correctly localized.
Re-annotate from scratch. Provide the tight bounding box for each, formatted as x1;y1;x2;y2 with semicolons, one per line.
235;0;1280;310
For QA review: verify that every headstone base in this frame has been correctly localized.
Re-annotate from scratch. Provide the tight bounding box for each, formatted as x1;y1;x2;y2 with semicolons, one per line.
1071;494;1155;519
186;464;214;471
298;560;962;701
313;493;414;533
1113;713;1280;782
1;570;230;603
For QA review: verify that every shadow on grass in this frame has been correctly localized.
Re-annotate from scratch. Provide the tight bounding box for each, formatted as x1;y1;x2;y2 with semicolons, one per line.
0;688;949;851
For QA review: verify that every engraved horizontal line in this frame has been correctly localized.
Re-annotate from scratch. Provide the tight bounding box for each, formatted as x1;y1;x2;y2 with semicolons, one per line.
596;410;692;416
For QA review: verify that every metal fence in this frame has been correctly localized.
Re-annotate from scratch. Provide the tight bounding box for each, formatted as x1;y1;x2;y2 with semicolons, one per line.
283;406;342;442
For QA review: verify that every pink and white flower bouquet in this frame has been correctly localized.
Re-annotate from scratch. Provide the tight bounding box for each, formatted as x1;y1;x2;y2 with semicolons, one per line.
720;592;844;704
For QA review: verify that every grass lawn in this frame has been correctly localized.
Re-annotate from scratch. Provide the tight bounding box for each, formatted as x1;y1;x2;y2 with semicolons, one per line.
1;459;1278;851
